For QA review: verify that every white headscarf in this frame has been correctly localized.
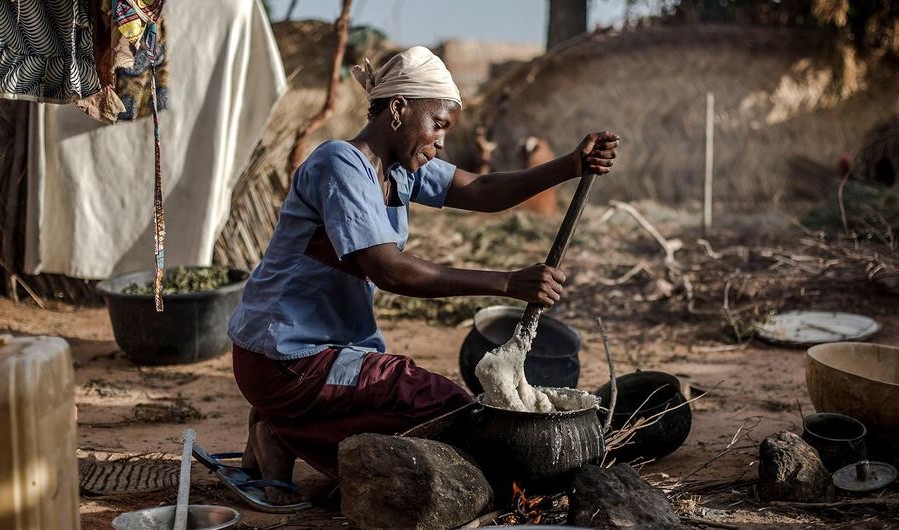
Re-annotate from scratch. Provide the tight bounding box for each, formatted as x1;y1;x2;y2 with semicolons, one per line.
352;46;462;107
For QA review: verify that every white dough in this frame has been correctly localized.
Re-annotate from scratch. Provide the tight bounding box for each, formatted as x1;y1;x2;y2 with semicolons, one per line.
474;321;596;413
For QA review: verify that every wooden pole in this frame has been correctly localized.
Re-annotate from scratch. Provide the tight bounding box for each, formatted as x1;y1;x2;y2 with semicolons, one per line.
703;92;714;236
287;0;353;172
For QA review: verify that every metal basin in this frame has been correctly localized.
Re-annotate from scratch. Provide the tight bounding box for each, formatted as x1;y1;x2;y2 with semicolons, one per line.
111;505;240;530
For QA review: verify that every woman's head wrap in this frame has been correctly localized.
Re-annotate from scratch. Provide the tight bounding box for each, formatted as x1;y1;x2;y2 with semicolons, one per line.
352;46;462;107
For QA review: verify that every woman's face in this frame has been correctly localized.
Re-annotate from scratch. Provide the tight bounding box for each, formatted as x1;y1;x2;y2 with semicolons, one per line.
390;97;461;172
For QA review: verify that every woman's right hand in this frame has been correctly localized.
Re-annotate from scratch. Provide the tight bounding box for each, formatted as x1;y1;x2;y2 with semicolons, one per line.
506;264;566;306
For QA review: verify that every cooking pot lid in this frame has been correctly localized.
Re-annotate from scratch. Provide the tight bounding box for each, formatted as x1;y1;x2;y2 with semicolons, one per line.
832;461;897;492
756;311;880;347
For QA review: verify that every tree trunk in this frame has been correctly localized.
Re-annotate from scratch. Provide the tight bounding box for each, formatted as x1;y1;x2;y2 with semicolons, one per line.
547;0;588;50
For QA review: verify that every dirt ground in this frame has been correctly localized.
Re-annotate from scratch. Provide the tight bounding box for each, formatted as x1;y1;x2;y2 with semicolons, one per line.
2;205;898;529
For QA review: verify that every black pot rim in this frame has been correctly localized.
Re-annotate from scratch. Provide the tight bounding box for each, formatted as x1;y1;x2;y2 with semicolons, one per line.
96;266;249;301
472;305;581;357
803;412;867;442
596;370;685;416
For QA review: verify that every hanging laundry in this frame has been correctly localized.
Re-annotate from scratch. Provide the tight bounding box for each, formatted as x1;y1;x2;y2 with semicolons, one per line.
0;0;101;103
26;0;286;284
77;0;170;123
114;20;169;120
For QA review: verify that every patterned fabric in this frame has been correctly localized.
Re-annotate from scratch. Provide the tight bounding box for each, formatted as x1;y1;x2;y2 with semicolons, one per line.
0;0;101;103
113;0;164;54
114;20;168;120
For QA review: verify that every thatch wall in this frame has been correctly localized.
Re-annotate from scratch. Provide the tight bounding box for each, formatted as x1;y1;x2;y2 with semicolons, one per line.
447;25;899;207
212;21;387;272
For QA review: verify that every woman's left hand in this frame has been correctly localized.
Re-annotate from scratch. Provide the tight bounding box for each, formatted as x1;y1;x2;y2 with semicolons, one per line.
575;131;620;177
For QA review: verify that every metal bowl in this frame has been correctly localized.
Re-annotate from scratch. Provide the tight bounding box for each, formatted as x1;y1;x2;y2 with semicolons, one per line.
111;505;240;530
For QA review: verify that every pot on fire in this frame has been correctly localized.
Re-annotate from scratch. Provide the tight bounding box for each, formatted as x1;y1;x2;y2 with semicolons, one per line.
468;389;604;488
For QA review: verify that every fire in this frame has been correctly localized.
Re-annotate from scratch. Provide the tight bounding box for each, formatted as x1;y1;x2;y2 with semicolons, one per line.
509;482;547;525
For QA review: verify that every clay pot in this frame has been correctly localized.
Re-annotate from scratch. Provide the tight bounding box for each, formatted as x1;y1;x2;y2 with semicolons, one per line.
595;371;691;463
801;412;867;472
468;392;603;487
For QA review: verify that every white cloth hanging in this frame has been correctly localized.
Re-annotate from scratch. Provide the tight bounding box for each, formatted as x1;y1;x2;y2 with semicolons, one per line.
25;0;286;278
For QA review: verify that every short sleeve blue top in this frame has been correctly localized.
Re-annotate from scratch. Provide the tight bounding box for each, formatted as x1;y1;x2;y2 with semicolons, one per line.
228;140;456;360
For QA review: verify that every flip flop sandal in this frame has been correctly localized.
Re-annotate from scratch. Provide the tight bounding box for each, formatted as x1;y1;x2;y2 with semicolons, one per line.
192;444;312;514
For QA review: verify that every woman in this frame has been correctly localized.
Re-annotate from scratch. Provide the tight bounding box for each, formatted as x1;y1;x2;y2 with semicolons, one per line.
226;46;619;506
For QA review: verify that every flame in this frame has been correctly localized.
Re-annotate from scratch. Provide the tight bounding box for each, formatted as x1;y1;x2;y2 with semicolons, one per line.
510;482;547;523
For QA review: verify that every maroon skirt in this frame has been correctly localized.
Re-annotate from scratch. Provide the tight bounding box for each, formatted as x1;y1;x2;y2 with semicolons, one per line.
232;344;472;479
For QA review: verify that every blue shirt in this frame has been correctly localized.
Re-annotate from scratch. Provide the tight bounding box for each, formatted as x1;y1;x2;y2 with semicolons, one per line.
228;140;456;360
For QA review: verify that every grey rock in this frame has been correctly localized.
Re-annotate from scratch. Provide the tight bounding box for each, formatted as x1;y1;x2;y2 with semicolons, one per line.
568;464;681;529
757;431;834;502
339;434;492;530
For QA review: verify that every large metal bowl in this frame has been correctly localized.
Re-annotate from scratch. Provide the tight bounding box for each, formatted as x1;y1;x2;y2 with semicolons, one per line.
111;504;240;530
806;342;899;430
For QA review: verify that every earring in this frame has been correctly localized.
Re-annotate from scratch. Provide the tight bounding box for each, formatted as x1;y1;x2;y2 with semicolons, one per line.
391;113;402;131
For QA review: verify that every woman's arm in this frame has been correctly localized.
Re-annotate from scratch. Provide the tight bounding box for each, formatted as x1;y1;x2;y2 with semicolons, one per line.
444;131;619;212
351;243;566;306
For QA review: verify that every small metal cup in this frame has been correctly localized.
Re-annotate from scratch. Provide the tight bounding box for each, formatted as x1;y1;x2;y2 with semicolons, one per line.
802;412;867;472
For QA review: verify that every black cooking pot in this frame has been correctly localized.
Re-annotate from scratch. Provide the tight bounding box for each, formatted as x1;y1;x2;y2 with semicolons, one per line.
96;267;249;365
596;371;691;463
459;306;581;394
468;392;604;488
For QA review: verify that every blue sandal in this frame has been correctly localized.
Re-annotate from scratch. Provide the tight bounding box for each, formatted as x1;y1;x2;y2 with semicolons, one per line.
192;443;312;514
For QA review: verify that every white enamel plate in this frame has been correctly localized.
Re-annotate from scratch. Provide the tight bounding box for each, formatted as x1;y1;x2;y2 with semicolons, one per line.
756;310;881;347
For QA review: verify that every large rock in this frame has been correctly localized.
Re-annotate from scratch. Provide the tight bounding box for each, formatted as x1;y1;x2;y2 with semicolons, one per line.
757;431;834;502
568;464;683;529
339;434;492;530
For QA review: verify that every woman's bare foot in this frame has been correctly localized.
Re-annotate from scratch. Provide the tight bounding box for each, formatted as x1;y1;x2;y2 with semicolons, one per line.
241;407;261;474
252;421;304;505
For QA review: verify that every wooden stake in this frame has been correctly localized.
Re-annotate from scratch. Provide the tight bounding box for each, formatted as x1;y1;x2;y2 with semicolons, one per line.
703;92;714;236
288;0;353;172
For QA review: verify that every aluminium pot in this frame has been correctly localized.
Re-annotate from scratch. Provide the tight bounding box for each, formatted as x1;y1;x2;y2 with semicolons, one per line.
468;392;604;488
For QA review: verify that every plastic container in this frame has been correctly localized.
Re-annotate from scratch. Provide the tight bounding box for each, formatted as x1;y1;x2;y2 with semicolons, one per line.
458;306;581;394
0;336;79;530
96;267;249;365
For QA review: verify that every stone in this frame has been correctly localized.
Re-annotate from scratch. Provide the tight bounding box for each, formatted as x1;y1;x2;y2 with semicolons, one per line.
568;464;682;529
757;430;834;502
339;434;493;530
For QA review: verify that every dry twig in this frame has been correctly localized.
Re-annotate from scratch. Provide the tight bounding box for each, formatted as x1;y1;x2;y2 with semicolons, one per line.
596;316;617;434
770;497;899;509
